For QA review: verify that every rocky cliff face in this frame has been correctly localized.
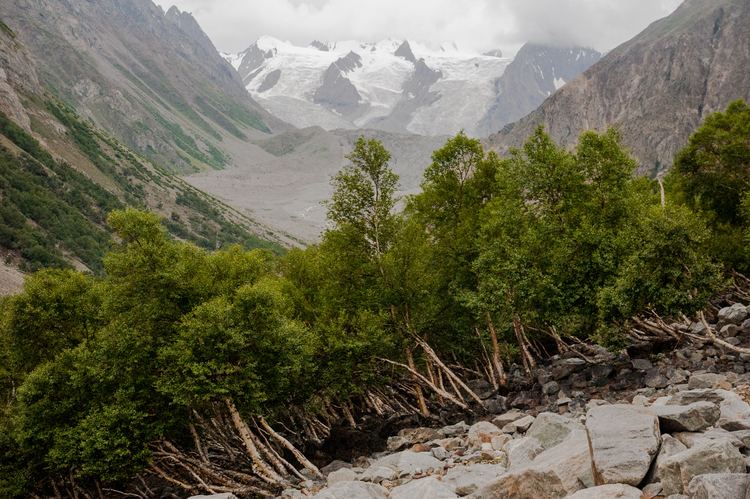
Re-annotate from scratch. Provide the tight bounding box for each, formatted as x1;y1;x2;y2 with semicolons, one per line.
488;0;750;174
0;0;282;173
477;43;601;136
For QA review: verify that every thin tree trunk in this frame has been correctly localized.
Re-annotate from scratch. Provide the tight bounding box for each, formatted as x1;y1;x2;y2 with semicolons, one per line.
224;399;286;486
414;336;484;405
406;347;431;416
486;313;507;386
513;315;536;373
258;416;324;479
379;357;469;409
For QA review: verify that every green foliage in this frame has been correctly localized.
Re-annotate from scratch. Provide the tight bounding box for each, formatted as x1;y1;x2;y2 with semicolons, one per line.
597;205;724;327
669;100;750;269
0;110;121;271
472;127;723;344
0;209;307;493
673;100;750;224
0;117;742;495
327;136;399;260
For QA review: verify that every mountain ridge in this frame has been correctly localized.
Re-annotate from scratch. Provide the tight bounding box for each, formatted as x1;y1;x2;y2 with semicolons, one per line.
487;0;750;174
228;36;600;137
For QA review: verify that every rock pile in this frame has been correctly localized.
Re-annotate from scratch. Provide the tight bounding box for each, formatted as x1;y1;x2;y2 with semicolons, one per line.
285;377;750;498
194;303;750;499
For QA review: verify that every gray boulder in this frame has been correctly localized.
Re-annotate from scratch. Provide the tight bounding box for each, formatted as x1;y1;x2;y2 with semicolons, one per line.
390;476;458;499
368;450;443;478
468;420;503;448
658;440;746;495
326;467;357;484
687;473;750;499
667;389;750;431
586;404;660;485
476;428;594;497
443;463;506;496
565;484;643;498
526;412;583;450
654;402;721;432
313;481;389;499
688;373;729;390
718;303;748;325
189;495;238;499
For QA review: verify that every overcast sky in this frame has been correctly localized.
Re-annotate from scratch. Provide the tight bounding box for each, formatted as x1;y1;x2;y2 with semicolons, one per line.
154;0;683;56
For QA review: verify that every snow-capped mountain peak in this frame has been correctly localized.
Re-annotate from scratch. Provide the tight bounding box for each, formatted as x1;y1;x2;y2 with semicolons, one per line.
227;38;600;136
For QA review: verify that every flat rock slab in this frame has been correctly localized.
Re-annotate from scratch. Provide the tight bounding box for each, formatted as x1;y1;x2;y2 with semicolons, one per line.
327;467;357;484
658;440;746;495
313;481;389;499
565;484;643;499
654;402;721;432
368;450;443;478
586;404;660;486
390;476;458;499
525;412;583;450
470;467;568;499
443;462;506;496
687;473;750;499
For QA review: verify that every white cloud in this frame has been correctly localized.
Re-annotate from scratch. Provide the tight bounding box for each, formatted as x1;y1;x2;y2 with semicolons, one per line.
154;0;682;55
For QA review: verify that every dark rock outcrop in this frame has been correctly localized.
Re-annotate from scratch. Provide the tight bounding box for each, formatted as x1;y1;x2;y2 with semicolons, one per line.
478;43;600;135
313;51;363;114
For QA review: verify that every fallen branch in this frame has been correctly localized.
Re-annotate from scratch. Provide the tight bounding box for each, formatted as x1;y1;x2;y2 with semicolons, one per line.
378;357;469;409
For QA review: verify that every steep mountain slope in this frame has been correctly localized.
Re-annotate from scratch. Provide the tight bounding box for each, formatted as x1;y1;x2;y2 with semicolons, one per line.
488;0;750;174
0;1;449;246
0;19;288;294
228;37;598;137
477;43;601;136
0;0;284;174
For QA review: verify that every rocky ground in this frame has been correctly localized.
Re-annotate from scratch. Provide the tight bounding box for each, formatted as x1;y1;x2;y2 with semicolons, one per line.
193;302;750;499
0;260;24;296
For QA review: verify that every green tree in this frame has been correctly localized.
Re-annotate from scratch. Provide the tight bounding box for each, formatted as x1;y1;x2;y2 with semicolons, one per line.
327;136;398;263
670;100;750;269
